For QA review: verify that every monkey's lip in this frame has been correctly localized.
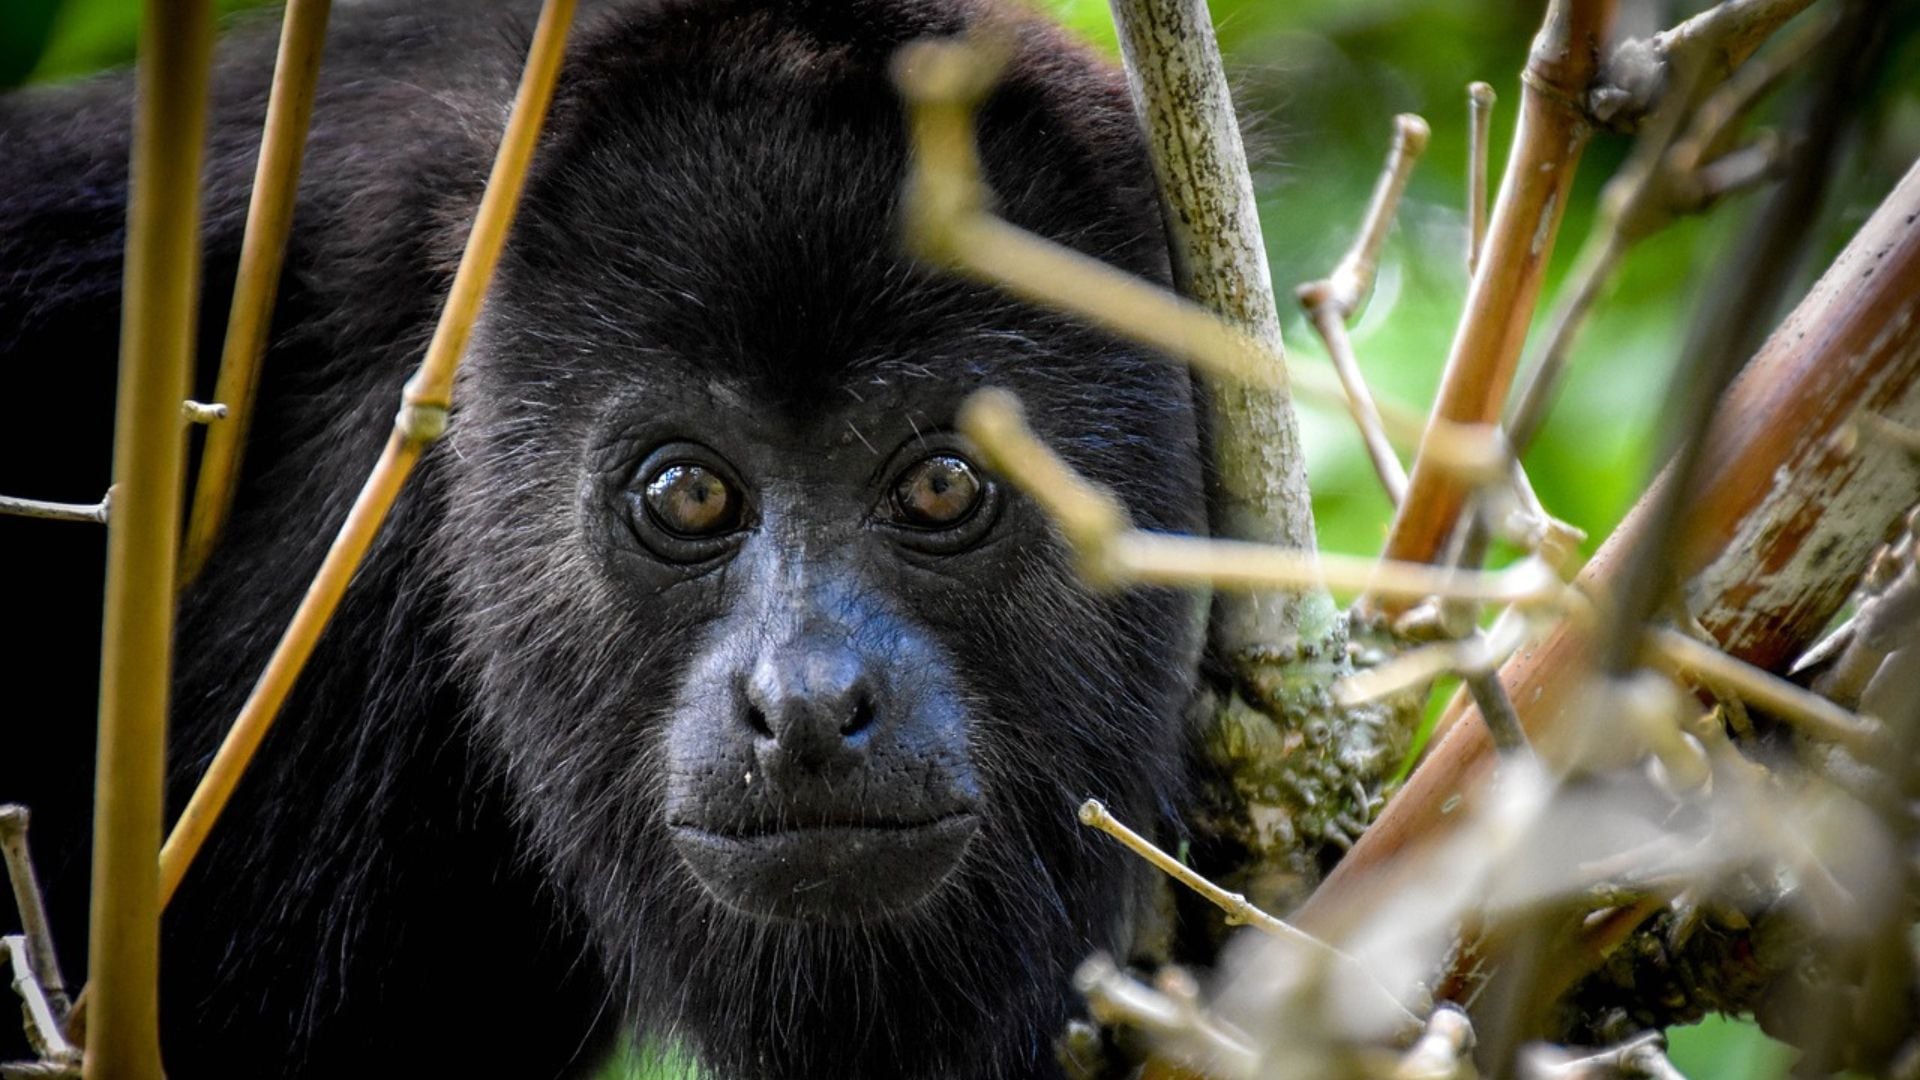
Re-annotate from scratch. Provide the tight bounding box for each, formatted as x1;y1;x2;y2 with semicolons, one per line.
668;814;979;924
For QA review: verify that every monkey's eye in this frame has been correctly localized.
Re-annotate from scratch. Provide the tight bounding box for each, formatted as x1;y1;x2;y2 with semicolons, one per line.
890;454;983;529
643;463;741;538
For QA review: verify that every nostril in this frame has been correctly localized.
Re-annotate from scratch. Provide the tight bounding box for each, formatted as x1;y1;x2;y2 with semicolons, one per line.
839;696;876;739
745;702;772;739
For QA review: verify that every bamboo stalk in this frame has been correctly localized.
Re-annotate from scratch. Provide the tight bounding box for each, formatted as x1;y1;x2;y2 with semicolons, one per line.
84;2;215;1075
180;0;333;584
1372;0;1617;595
1297;157;1920;934
156;0;578;907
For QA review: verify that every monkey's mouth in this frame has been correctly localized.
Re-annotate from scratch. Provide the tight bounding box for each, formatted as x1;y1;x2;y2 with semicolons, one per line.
669;814;979;924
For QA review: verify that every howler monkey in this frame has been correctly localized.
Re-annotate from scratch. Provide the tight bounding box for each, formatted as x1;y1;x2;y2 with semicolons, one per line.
0;1;1208;1076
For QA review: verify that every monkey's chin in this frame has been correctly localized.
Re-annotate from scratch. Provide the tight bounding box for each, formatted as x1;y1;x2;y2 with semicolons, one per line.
670;815;979;924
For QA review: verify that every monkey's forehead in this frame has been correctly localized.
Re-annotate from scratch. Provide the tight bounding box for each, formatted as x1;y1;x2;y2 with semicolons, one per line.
475;0;1166;378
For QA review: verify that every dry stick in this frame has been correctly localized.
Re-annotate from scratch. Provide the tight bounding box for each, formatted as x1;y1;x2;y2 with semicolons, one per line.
958;389;1566;605
84;3;214;1076
1107;0;1338;659
0;807;67;1022
1295;156;1920;942
0;493;110;525
1466;83;1495;276
1298;114;1431;506
1644;628;1882;755
1077;799;1418;1032
180;0;333;585
892;44;1428;441
154;0;577;909
1371;0;1617;597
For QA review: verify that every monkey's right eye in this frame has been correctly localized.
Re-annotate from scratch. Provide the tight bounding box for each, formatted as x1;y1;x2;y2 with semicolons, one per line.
643;463;741;538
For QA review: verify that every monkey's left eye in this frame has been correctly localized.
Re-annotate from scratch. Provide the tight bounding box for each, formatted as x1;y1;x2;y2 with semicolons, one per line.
890;454;984;529
644;463;742;538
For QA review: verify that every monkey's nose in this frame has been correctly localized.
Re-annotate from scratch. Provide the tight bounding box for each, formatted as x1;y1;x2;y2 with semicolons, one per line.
742;644;878;772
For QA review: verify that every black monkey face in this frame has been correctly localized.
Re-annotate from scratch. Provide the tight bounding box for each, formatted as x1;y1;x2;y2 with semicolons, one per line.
636;421;999;922
434;4;1209;1042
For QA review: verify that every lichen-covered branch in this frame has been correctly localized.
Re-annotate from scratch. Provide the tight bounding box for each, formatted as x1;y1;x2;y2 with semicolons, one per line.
1108;0;1338;658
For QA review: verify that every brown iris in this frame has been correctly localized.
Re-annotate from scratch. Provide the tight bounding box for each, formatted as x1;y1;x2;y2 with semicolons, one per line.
892;454;982;528
644;463;739;537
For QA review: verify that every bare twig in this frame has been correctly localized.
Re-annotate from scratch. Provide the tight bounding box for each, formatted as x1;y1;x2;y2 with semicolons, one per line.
1077;799;1417;1031
0;808;66;1022
0;492;110;525
959;388;1565;605
154;0;577;908
1508;10;1827;454
1298;114;1430;505
1395;1005;1476;1080
181;0;333;583
1519;1031;1687;1080
1073;955;1258;1078
1467;83;1495;276
2;937;78;1068
1812;510;1920;708
1596;0;1878;679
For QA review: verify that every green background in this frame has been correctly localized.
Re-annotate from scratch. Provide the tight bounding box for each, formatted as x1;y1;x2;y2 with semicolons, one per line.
7;0;1917;1076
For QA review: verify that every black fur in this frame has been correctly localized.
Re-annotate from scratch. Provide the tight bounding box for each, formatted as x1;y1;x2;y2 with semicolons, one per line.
0;2;1207;1077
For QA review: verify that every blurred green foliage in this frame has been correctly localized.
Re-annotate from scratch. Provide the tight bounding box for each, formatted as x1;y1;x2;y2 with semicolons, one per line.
7;1;1917;1078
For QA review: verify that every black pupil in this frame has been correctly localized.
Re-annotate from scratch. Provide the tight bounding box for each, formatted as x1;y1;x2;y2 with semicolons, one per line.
896;455;980;527
645;464;734;536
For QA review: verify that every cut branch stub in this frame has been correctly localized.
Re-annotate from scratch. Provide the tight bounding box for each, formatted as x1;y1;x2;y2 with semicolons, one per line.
1298;156;1920;933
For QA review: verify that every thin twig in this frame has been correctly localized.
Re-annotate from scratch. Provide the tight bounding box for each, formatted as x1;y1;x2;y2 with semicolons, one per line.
1595;0;1881;679
1593;0;1823;127
958;388;1565;605
181;0;333;583
1298;113;1430;505
1645;627;1883;756
1467;83;1495;276
0;807;67;1022
0;492;110;525
1077;799;1418;1031
1299;298;1408;504
154;0;577;909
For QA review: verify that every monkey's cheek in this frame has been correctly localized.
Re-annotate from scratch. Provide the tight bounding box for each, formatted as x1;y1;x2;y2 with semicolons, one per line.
669;815;979;924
